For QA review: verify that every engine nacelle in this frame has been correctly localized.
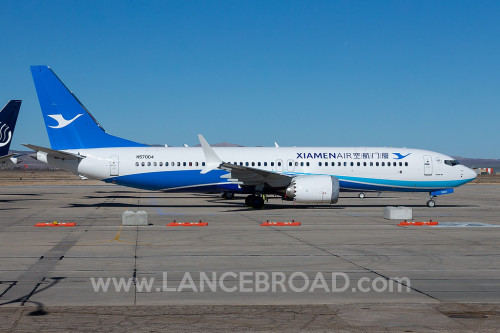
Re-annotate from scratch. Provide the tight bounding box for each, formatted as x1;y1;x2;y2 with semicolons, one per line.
285;175;340;204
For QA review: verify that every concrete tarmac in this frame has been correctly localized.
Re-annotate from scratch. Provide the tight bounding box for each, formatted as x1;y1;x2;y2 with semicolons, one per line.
0;184;499;331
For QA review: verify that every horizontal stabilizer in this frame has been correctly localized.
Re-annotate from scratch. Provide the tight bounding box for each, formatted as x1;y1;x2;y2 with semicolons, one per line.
0;153;16;164
22;144;85;160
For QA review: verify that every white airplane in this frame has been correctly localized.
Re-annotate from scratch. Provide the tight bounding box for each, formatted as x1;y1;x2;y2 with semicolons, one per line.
0;100;22;169
26;66;476;208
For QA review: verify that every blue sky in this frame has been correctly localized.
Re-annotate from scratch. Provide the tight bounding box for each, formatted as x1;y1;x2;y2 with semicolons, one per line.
1;0;499;158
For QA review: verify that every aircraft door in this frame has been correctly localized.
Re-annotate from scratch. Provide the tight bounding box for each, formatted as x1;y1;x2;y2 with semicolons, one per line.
423;155;432;176
276;159;283;172
110;155;119;176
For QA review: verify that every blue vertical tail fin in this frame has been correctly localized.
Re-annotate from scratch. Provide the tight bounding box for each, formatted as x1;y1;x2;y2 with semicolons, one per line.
30;65;147;150
0;100;21;156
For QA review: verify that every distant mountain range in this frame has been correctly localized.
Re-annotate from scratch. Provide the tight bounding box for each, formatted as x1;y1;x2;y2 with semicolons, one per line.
454;157;500;169
5;149;499;171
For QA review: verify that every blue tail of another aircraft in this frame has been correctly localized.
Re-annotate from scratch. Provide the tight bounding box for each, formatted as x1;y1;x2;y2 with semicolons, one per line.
30;66;147;150
0;100;21;157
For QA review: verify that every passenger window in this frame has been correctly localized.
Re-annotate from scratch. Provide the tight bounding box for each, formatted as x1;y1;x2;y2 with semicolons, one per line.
289;162;293;166
159;162;163;166
393;162;396;166
148;162;151;166
405;162;408;166
240;162;243;166
154;162;157;167
246;162;249;166
141;162;145;166
195;162;199;166
189;162;192;166
357;162;360;166
350;162;354;167
325;162;328;166
370;162;373;166
295;162;298;166
306;162;310;166
381;162;385;166
376;162;379;166
136;162;139;167
319;162;322;166
258;162;261;166
264;162;267;166
300;162;304;166
344;162;347;166
202;162;206;166
278;162;282;166
271;162;275;166
399;162;402;166
166;162;169;166
363;162;366;166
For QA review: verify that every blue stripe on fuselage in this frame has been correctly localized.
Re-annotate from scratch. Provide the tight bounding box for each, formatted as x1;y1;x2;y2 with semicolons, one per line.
104;169;240;192
103;170;474;193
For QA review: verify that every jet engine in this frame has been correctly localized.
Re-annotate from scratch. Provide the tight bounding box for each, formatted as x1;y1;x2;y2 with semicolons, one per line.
284;175;340;204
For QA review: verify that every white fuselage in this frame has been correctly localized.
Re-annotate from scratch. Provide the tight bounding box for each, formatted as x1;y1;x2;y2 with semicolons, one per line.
38;146;477;193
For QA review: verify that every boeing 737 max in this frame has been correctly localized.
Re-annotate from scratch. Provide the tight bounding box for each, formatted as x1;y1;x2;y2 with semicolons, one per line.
0;100;22;169
26;66;476;208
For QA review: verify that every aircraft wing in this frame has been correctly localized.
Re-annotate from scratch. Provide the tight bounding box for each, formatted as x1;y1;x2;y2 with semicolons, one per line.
22;144;85;160
198;134;292;189
219;162;292;187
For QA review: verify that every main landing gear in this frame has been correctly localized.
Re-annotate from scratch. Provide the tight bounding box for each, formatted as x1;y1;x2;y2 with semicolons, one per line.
221;192;235;200
358;192;366;199
245;194;265;209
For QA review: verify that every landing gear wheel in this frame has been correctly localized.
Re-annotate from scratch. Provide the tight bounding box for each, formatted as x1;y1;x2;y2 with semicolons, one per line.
222;192;235;200
251;196;265;209
358;192;366;199
426;199;436;207
245;195;254;207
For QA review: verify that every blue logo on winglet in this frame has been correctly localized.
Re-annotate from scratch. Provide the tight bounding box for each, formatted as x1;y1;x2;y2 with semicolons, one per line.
393;153;411;160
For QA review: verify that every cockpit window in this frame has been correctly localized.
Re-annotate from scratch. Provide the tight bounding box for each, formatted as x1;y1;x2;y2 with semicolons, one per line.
444;160;460;166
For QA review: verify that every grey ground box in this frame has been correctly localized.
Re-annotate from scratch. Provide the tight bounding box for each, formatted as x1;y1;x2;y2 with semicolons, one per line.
122;210;148;226
383;206;412;220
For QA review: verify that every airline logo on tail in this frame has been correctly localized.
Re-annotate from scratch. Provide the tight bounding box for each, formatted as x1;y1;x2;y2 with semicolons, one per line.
0;123;12;147
47;114;83;129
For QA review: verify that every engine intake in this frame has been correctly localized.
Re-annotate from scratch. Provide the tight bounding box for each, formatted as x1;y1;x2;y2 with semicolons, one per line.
285;175;340;204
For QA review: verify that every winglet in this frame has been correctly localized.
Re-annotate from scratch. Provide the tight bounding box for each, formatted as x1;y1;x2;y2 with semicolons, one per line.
198;134;223;174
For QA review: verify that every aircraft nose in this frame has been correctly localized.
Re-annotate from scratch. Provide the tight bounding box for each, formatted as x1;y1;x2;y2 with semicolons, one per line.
466;167;477;180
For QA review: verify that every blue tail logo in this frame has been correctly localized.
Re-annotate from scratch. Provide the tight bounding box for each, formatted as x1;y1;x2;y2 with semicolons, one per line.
393;153;411;159
0;100;21;156
0;122;12;147
31;65;147;150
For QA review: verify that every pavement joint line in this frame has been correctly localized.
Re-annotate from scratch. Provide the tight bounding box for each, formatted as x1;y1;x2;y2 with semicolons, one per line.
230;211;437;299
274;227;440;301
134;227;139;306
